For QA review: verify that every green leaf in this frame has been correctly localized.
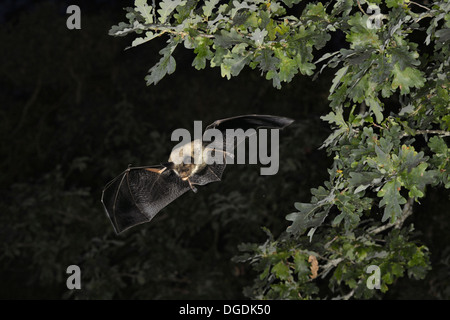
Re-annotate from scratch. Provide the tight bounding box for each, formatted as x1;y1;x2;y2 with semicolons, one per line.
321;107;346;128
202;0;219;18
293;44;316;76
402;162;437;198
129;31;158;48
429;136;448;155
272;261;291;281
278;58;298;82
346;14;380;49
349;171;383;193
391;65;425;94
304;2;327;19
293;252;309;275
274;48;298;83
286;205;330;236
375;144;391;167
280;0;302;9
320;127;347;148
158;0;187;24
214;28;248;49
435;28;450;43
250;28;268;46
266;70;281;89
254;49;280;72
365;96;384;123
230;0;258;19
388;46;420;70
192;38;214;70
377;179;406;223
207;13;228;33
330;65;348;94
135;0;154;24
332;212;346;226
109;22;136;37
173;0;197;22
222;43;251;77
260;265;270;280
398;145;427;172
386;0;405;8
145;40;178;85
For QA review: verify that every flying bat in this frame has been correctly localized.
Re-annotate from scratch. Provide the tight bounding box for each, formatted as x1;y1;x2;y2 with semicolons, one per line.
101;115;294;234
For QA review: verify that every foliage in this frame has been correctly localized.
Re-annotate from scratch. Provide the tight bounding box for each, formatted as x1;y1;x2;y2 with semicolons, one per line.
110;0;450;299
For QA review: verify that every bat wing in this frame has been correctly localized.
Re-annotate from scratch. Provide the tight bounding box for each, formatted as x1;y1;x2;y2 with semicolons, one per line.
190;115;294;185
205;114;294;132
189;161;226;186
101;166;190;234
205;114;294;155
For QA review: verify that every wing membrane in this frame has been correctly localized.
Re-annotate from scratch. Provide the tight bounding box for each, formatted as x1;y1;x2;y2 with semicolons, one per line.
101;166;190;233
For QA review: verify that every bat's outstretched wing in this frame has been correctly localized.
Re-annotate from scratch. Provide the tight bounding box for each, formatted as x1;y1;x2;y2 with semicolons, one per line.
192;115;294;184
206;114;294;132
101;166;190;234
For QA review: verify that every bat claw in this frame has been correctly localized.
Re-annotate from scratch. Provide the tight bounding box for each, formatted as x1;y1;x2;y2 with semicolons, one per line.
187;179;198;193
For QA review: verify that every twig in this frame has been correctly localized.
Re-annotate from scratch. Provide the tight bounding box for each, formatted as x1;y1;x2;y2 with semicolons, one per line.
319;257;344;279
342;287;356;300
402;129;450;137
356;0;366;15
409;1;431;11
152;0;156;21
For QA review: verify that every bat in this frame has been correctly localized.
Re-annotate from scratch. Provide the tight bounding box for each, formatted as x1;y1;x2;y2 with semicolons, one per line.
101;115;294;233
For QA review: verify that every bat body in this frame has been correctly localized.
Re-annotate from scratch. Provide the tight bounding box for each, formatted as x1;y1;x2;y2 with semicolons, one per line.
101;115;294;233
